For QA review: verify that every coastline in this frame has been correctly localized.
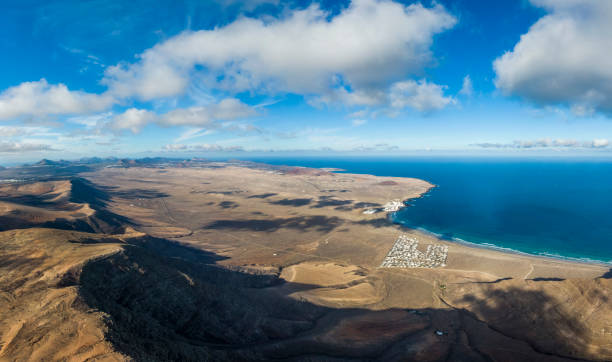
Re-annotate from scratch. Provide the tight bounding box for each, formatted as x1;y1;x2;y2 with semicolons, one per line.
408;223;612;267
388;197;612;268
3;162;612;361
387;199;612;267
311;164;612;268
252;158;612;271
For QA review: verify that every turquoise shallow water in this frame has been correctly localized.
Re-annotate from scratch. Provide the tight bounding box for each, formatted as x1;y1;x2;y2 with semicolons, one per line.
240;157;612;264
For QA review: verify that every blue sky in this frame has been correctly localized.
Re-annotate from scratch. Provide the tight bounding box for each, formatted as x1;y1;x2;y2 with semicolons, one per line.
1;0;612;163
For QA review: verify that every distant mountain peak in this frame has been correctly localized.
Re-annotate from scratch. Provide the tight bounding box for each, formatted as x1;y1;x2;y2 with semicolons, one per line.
37;159;59;165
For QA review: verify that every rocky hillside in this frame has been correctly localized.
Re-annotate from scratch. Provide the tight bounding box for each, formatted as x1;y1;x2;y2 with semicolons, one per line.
0;178;129;233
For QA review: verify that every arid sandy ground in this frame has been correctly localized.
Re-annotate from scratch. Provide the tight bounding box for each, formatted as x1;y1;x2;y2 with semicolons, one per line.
1;162;611;361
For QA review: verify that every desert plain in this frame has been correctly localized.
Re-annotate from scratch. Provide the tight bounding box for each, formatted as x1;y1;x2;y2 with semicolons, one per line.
0;159;611;361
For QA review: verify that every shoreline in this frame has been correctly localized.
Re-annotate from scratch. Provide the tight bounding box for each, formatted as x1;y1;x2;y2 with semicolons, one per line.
315;165;609;268
407;223;612;267
317;164;611;267
388;198;612;268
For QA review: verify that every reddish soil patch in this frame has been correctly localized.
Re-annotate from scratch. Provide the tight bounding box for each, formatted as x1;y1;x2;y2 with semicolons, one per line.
376;181;398;186
284;167;333;176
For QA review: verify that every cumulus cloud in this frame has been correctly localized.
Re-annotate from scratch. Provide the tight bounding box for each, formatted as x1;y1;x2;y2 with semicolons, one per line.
389;79;455;112
110;108;157;134
352;143;399;151
494;0;612;115
347;109;369;118
0;79;113;120
158;98;256;127
473;138;609;149
0;125;59;138
0;142;59;153
163;143;244;152
459;75;473;97
0;0;456;129
0;0;456;133
110;98;255;133
102;0;456;106
351;119;367;126
66;112;113;129
590;138;610;148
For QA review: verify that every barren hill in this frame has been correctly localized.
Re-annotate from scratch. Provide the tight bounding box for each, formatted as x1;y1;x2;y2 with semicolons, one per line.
0;178;128;234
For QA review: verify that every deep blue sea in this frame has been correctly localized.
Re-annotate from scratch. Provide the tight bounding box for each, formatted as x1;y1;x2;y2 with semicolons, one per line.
239;156;612;264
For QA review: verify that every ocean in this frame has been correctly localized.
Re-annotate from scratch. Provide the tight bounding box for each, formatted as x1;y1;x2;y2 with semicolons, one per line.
241;156;612;264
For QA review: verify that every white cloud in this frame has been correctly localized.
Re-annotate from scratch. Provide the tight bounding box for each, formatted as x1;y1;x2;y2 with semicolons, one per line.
102;0;456;106
590;138;610;148
0;0;456;132
459;75;473;97
473;138;610;149
66;112;113;129
494;0;612;115
0;125;59;138
0;0;455;129
352;143;399;151
110;108;157;134
347;109;369;118
163;144;188;151
159;98;255;127
163;143;244;152
389;79;455;112
0;79;113;120
192;144;244;151
0;142;59;153
351;119;367;126
174;128;215;143
110;98;255;133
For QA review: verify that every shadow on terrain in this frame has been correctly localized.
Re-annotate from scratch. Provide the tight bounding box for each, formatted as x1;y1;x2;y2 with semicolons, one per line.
458;287;593;359
69;178;113;208
476;277;513;284
0;215;38;232
0;178;132;234
353;218;392;228
207;190;241;195
599;269;612;279
269;198;312;206
529;277;565;282
77;235;319;360
126;179;166;184
311;196;354;209
0;254;45;271
218;201;239;209
334;201;382;212
0;193;64;207
69;178;134;233
248;193;277;199
110;189;170;199
353;202;381;209
206;215;343;233
73;234;596;361
455;277;513;285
